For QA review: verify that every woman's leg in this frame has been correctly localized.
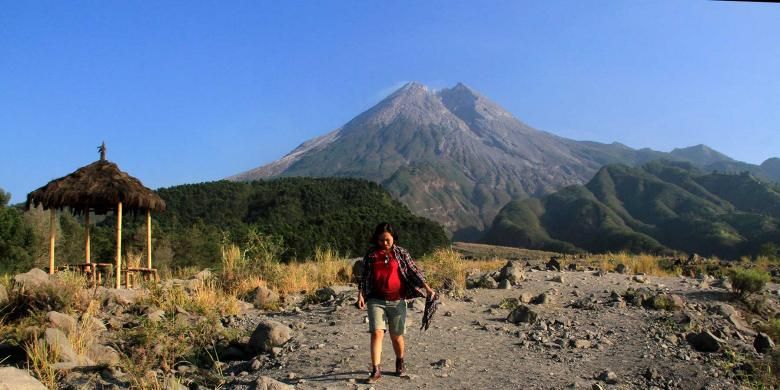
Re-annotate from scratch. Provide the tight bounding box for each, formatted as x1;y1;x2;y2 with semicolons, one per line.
370;330;384;365
389;333;404;359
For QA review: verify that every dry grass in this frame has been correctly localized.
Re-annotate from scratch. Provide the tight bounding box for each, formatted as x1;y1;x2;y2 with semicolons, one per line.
25;336;60;390
420;248;507;291
68;300;100;356
587;252;672;276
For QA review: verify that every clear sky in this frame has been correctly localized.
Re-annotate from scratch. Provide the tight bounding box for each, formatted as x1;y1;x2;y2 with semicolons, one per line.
2;1;779;204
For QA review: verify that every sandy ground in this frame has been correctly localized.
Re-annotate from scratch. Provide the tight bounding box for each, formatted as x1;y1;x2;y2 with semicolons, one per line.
227;269;772;390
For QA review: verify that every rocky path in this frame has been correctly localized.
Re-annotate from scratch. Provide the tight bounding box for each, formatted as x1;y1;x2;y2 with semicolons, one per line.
225;270;773;389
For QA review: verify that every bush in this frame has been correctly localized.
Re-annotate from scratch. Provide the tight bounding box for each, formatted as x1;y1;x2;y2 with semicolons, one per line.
729;267;770;298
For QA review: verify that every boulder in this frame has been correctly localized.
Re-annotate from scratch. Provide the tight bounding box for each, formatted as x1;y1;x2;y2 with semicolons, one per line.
87;344;121;366
86;316;107;332
615;263;626;274
46;311;77;335
192;269;212;281
44;328;79;363
249;320;292;353
597;370;618;384
255;376;294;390
546;258;561;272
519;292;534;304
147;309;166;322
686;330;723;353
632;275;646;284
467;273;498;289
499;261;525;284
507;305;538;324
105;288;145;306
13;268;50;290
531;293;552;305
754;332;775;354
252;286;280;309
349;258;364;283
498;279;512;289
0;366;48;390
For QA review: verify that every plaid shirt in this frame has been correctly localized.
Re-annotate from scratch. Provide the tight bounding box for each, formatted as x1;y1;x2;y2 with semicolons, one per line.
359;245;427;299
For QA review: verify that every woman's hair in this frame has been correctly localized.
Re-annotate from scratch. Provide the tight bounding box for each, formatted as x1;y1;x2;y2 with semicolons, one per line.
372;222;397;245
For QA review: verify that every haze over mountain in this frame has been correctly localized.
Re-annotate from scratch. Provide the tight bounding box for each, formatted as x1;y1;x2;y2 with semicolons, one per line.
483;160;780;259
230;82;779;239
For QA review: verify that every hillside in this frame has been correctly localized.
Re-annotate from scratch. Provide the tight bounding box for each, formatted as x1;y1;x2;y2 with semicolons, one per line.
483;160;780;259
230;82;778;239
44;178;449;270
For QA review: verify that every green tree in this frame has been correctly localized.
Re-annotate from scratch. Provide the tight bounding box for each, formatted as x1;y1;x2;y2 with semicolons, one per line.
0;188;38;273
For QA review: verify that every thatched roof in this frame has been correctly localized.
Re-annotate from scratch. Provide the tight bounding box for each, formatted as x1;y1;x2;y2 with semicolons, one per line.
26;159;166;214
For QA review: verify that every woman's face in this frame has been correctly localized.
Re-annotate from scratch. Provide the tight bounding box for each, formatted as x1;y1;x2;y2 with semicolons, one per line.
377;232;394;250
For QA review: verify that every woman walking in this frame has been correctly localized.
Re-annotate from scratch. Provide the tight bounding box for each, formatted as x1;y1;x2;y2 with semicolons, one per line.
357;222;436;384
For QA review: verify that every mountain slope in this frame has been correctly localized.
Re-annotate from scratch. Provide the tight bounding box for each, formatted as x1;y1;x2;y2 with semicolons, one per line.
230;82;777;239
483;161;780;258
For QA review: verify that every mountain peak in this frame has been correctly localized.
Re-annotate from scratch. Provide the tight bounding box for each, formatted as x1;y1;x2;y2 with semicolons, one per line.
670;144;734;165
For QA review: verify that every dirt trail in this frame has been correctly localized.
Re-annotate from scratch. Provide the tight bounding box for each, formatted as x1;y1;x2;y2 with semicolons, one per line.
233;270;764;390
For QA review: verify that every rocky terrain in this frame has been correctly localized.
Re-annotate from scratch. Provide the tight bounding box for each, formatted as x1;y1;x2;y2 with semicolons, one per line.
1;260;778;390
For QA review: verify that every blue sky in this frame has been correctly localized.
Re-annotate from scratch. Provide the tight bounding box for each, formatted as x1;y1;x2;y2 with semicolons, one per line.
2;1;779;204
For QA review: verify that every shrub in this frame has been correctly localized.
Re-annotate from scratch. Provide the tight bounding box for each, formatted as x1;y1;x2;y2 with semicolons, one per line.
729;267;770;298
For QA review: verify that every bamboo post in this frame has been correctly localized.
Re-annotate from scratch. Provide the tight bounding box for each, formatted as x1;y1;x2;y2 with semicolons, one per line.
115;202;123;289
146;209;152;269
85;211;91;264
49;209;56;275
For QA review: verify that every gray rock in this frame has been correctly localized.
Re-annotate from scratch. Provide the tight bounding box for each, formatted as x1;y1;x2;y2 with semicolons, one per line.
499;261;525;284
498;279;512;289
87;344;121;366
546;258;561;271
0;366;48;390
255;375;294;390
615;263;626;274
467;273;498;289
86;316;107;332
754;332;775;354
571;339;592;349
147;309;166;322
531;293;552;305
632;275;646;284
46;311;77;335
686;330;723;353
507;305;538;324
44;328;79;363
249;320;292;353
13;268;50;290
597;370;618;384
192;269;212;281
349;258;364;283
519;292;534;303
550;275;564;283
105;288;144;306
252;286;280;309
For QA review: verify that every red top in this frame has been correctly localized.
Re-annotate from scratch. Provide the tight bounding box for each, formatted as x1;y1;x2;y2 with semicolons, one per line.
369;248;404;301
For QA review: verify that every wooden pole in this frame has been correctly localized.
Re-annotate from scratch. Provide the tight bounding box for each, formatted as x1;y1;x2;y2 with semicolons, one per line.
85;211;91;264
49;209;56;275
146;209;152;269
115;202;123;289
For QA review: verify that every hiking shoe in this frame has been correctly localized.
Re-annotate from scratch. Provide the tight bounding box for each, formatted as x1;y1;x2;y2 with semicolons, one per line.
396;358;406;376
367;365;381;384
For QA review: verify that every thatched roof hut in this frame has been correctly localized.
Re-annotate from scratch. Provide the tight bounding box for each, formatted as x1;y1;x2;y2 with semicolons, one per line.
25;143;164;287
26;159;165;214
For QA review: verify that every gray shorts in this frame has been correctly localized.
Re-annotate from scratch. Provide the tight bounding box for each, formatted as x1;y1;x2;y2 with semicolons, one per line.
367;298;407;335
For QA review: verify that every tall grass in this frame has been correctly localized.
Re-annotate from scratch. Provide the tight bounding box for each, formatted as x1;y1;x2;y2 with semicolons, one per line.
420;248;505;291
25;336;60;389
588;252;671;276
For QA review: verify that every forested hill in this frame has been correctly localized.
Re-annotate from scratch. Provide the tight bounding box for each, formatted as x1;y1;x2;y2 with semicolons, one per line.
153;177;449;263
482;160;780;259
